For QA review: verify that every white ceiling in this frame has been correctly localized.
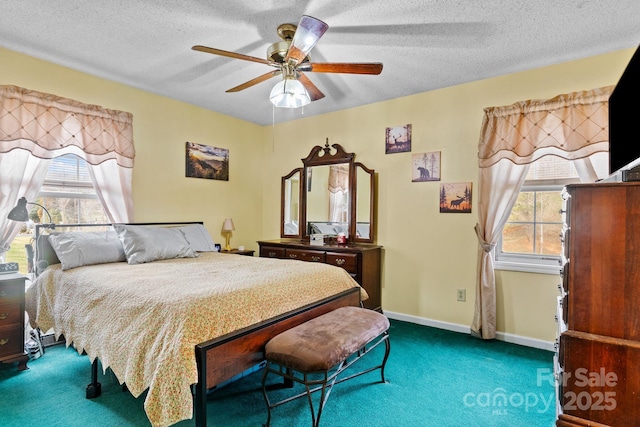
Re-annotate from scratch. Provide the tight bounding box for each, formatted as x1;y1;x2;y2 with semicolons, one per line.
1;1;639;126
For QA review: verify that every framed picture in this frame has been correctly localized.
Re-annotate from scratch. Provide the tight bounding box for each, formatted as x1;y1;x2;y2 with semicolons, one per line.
411;151;441;182
385;124;412;154
440;182;472;213
185;142;229;181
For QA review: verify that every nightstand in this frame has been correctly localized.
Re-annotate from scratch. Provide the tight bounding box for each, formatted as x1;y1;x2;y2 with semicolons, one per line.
0;273;29;371
221;249;255;256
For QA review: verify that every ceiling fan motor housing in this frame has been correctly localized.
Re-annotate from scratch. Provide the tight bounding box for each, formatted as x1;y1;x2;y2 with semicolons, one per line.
267;41;290;63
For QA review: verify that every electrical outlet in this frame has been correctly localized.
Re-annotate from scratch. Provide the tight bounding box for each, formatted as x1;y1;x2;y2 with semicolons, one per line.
456;288;466;302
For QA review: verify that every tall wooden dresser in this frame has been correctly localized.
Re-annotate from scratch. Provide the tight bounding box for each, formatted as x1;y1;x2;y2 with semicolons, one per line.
257;240;382;312
556;182;640;426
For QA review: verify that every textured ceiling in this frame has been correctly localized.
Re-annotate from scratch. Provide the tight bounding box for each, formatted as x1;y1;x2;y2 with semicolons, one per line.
1;1;639;126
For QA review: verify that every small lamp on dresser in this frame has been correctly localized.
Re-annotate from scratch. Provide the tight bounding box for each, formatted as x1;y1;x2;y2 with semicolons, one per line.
222;218;235;251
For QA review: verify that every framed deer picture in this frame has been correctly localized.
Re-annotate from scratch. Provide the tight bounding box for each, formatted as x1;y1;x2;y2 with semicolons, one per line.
385;124;412;154
440;182;472;213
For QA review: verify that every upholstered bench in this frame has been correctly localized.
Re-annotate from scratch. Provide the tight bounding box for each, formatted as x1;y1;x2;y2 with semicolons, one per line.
261;306;390;427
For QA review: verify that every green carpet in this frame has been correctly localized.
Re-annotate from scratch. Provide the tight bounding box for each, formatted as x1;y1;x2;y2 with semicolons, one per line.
0;320;556;426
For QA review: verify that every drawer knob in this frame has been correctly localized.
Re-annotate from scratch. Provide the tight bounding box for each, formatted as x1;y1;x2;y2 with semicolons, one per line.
268;251;276;257
0;313;7;320
0;338;8;346
289;254;298;259
336;258;346;265
311;256;321;262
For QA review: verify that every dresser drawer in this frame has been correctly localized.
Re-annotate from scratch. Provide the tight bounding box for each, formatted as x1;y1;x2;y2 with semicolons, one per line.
0;326;23;358
260;246;286;259
0;282;23;304
286;249;325;263
326;252;358;274
0;302;21;327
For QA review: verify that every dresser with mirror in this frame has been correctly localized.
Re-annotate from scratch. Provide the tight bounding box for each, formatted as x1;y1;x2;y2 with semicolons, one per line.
258;141;382;311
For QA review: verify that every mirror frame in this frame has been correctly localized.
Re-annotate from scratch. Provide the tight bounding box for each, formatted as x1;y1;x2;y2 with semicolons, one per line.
281;141;376;244
280;167;303;238
352;162;376;243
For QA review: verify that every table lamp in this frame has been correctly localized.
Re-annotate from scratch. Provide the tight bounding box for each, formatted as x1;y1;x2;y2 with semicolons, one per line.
222;218;235;251
7;197;54;226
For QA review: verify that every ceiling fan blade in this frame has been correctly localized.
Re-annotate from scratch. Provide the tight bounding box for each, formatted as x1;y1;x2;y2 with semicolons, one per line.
192;45;271;65
298;72;325;101
284;15;328;64
226;70;282;92
299;62;383;75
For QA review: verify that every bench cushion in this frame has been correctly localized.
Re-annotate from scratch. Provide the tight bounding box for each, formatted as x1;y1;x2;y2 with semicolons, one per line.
265;306;390;372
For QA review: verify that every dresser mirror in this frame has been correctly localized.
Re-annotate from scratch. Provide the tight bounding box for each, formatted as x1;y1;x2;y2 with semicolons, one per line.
281;168;302;237
281;141;376;243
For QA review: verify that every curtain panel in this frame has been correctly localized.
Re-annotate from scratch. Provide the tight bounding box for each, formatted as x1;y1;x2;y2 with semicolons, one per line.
0;86;135;258
473;86;613;339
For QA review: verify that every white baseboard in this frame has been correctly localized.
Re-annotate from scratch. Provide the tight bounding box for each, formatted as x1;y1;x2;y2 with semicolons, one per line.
384;310;556;352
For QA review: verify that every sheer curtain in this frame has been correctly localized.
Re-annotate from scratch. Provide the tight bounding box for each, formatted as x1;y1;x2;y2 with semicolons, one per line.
328;164;349;223
473;86;613;339
0;85;135;258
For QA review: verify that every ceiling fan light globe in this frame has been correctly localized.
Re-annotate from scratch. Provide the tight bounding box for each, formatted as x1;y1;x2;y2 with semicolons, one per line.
270;78;310;108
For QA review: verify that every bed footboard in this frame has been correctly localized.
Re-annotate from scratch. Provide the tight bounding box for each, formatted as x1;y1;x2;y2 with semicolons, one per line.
193;287;361;427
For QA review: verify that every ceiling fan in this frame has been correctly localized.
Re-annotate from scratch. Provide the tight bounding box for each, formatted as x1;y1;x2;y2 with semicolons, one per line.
192;15;383;108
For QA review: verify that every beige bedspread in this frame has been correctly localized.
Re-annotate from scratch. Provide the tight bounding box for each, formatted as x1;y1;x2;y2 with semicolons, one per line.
25;252;365;427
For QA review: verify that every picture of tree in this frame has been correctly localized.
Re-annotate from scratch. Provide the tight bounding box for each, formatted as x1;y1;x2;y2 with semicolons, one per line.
385;124;412;154
440;182;472;213
411;151;441;182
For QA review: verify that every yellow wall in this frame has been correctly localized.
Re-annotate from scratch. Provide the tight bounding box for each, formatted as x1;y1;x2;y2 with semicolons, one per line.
0;46;264;248
260;48;636;345
1;45;635;345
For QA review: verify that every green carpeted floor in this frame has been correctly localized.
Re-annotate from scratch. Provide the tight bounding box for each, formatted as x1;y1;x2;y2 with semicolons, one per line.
0;320;556;426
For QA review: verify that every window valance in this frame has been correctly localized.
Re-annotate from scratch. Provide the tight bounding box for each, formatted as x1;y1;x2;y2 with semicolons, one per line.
0;85;134;168
328;164;349;194
478;86;613;168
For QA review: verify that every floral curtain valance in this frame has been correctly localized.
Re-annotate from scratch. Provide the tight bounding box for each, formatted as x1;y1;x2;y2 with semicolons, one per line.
478;86;613;168
0;85;134;167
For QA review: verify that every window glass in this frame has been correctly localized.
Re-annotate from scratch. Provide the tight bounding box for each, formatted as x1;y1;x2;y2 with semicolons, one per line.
7;155;107;274
36;155;108;224
495;153;608;274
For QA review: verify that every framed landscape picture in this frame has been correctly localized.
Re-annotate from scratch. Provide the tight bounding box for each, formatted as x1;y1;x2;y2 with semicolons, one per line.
440;182;472;213
411;151;441;182
185;142;229;181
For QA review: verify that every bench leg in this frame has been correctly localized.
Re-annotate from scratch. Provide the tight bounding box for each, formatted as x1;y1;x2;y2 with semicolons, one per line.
308;362;343;427
380;330;391;383
261;362;274;427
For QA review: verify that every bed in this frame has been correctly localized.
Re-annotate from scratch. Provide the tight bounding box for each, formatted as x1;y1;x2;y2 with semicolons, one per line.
24;223;364;427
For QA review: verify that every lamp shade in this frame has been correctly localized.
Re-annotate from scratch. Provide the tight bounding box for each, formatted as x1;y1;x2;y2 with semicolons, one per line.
222;218;235;232
269;78;310;108
7;197;29;222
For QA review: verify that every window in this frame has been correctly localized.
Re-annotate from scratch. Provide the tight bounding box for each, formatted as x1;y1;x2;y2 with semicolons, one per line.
36;154;108;224
495;154;609;274
8;154;108;274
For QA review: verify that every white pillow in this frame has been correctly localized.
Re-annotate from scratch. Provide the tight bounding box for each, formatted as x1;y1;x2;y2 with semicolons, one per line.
176;224;217;252
115;225;196;264
48;231;126;270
